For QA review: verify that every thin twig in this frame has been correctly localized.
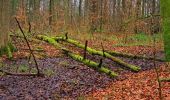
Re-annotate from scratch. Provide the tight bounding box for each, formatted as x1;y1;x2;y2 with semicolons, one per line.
153;35;163;100
101;42;105;57
83;40;88;60
28;21;31;33
65;32;68;39
98;59;103;68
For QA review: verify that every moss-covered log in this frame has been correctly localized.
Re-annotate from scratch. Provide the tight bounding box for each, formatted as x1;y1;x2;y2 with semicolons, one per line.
51;36;141;72
62;48;118;77
107;51;165;62
36;35;61;48
36;35;118;77
160;78;170;82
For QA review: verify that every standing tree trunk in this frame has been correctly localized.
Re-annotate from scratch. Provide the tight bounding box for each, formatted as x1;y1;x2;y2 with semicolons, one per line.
78;0;82;28
160;0;170;62
89;0;98;33
79;0;82;17
134;0;141;34
0;0;10;48
49;0;54;25
99;0;103;32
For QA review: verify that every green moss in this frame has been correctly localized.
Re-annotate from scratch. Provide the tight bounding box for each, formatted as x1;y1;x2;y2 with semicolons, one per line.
53;37;141;72
64;49;118;77
37;35;61;48
7;45;12;59
113;33;162;47
18;65;29;73
163;21;170;61
104;52;141;72
39;35;141;72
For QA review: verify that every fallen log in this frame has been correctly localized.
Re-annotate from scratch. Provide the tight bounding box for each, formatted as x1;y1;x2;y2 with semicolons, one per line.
51;36;141;72
159;78;170;82
0;69;39;77
36;35;61;48
107;51;165;62
36;35;118;77
62;48;118;77
19;48;44;52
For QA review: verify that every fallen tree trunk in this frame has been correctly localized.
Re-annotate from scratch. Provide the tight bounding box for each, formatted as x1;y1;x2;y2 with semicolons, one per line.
107;51;165;62
19;48;44;52
36;35;118;77
0;69;39;76
36;35;61;48
50;36;141;72
160;78;170;82
62;48;118;77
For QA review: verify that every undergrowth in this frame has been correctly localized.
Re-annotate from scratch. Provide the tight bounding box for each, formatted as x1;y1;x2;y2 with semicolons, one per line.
113;33;163;47
55;32;163;48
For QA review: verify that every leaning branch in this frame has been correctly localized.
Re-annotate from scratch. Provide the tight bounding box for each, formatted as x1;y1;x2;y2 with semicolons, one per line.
15;18;41;76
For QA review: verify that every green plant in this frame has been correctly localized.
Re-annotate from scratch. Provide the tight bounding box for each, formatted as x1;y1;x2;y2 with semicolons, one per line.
113;33;163;47
59;61;69;67
18;64;29;73
111;35;118;41
43;69;55;77
30;68;37;74
0;61;3;68
127;33;149;42
161;0;170;62
0;43;17;58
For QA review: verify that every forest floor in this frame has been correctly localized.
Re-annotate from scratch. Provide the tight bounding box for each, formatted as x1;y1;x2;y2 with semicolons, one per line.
0;33;170;100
